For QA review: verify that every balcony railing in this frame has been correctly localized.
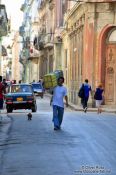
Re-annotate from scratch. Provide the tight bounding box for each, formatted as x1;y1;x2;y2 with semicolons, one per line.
44;34;54;48
33;35;45;50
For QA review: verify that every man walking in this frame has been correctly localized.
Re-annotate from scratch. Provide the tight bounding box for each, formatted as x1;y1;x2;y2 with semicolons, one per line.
51;77;68;130
81;79;92;113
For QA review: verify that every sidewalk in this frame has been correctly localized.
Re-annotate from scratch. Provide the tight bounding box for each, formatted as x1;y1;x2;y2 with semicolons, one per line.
45;93;116;114
68;102;116;114
0;110;10;124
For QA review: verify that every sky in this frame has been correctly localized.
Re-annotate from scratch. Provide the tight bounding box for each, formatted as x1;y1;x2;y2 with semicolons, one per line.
2;0;24;30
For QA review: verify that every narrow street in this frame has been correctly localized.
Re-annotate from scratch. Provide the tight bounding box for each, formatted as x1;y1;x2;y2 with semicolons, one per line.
0;96;116;175
0;0;116;174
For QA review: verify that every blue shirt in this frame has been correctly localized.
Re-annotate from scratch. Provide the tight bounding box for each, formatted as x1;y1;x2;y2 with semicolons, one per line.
83;83;91;98
95;88;104;100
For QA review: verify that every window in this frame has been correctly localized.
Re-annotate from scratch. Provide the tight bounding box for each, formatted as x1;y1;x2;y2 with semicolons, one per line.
108;29;116;42
11;85;32;93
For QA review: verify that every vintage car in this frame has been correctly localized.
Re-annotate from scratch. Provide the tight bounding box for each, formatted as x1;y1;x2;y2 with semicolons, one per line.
31;83;44;98
5;84;37;113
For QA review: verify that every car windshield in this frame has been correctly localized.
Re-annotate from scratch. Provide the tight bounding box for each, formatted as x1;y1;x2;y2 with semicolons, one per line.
32;84;42;89
11;85;33;93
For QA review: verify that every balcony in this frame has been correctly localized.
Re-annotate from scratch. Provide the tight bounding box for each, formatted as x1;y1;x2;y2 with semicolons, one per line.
20;3;26;11
0;5;8;37
44;34;54;49
33;35;45;51
29;46;40;59
19;25;25;36
19;49;30;64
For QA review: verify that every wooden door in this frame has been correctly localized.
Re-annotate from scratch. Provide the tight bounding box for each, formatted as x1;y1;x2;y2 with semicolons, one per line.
105;44;116;104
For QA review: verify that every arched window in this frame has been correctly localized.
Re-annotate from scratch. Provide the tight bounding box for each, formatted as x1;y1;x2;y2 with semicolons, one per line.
108;29;116;43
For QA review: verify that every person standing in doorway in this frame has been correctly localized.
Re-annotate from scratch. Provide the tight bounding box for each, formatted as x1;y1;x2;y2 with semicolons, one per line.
0;76;6;110
81;79;92;113
51;77;68;130
94;84;104;114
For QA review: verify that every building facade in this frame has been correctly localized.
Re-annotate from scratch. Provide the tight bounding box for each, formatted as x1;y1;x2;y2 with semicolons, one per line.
19;0;116;107
11;32;22;82
20;0;71;82
62;1;116;106
0;3;8;76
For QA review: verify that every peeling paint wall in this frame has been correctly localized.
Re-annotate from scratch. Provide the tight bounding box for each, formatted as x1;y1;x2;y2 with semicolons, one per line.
62;2;116;106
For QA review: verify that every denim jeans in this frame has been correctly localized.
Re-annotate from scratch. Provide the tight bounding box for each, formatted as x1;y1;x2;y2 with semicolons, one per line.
81;97;89;109
0;99;3;109
52;105;64;128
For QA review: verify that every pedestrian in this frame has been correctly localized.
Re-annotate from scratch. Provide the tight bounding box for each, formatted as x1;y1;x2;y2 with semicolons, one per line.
19;80;22;84
2;79;7;93
80;79;92;113
38;79;41;83
3;78;7;88
12;80;16;84
0;76;6;110
94;84;104;114
50;77;68;130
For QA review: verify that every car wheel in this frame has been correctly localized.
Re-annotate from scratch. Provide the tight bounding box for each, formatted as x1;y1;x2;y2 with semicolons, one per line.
32;104;37;112
7;106;13;113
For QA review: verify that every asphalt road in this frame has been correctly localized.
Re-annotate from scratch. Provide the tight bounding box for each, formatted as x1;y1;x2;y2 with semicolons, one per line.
0;96;116;175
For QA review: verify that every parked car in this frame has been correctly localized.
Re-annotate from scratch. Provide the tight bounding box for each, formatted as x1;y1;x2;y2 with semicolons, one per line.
5;84;37;113
31;83;44;98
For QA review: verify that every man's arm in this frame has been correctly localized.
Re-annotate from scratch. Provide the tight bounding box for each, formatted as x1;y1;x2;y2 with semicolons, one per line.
50;88;54;106
90;86;92;96
65;95;68;107
50;95;53;106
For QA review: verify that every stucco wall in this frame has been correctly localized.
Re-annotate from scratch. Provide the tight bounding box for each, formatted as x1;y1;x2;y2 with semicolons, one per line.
62;2;116;105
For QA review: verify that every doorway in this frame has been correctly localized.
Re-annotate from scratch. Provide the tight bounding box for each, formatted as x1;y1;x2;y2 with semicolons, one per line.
105;29;116;105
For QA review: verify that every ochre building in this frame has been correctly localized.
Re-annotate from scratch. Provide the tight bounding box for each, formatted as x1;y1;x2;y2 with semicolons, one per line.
62;1;116;107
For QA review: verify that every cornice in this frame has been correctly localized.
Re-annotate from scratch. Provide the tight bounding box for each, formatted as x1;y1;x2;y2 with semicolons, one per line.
65;2;82;21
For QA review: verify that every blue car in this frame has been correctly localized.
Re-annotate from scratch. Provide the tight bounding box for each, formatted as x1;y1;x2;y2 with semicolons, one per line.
31;83;44;98
5;84;37;113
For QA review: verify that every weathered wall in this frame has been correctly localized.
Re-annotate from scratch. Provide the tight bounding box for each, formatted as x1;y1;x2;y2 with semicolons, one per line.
62;2;116;106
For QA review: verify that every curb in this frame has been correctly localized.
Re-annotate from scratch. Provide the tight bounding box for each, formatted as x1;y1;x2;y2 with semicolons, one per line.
45;93;116;114
68;104;116;114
